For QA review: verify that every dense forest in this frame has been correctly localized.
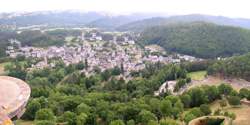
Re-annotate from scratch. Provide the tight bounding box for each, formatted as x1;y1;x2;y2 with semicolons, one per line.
208;52;250;81
3;57;249;125
139;22;250;58
17;29;83;47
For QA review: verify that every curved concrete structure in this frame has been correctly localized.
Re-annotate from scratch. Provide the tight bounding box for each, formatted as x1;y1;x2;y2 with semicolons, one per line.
188;116;232;125
0;76;31;125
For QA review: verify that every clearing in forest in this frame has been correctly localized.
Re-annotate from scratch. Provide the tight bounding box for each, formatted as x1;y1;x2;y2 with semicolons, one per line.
188;71;207;81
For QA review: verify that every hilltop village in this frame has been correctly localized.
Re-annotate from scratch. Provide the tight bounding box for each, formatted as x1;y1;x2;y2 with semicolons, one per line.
5;29;202;76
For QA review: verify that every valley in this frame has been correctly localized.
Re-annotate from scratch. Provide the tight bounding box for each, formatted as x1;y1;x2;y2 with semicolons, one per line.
1;11;250;125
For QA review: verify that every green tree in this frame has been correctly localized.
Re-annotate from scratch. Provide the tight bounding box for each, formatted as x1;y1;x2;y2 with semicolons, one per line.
174;79;186;92
111;66;121;75
180;94;191;108
101;70;111;81
147;120;159;125
5;61;27;80
165;95;180;104
239;88;250;98
76;113;88;125
31;87;50;98
148;98;161;118
109;120;125;125
76;103;91;115
204;85;219;102
224;112;236;120
247;94;250;100
184;113;196;123
126;120;135;125
137;110;157;125
57;111;76;125
172;100;184;118
199;104;211;115
189;108;204;117
188;87;208;107
159;118;179;125
84;58;88;70
228;96;241;106
35;108;55;121
160;100;172;117
23;99;42;120
184;108;205;123
76;61;85;70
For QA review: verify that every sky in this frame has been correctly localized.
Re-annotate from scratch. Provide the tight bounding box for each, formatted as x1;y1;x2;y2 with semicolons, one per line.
0;0;250;19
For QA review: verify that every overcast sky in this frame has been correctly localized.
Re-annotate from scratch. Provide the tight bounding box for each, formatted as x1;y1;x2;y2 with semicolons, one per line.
1;0;250;18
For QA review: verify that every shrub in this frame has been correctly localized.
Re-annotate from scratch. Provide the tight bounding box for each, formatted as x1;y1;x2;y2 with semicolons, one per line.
228;96;241;106
200;104;212;115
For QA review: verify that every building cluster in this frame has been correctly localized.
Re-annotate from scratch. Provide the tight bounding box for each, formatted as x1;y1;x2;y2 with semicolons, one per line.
5;30;202;75
81;30;136;45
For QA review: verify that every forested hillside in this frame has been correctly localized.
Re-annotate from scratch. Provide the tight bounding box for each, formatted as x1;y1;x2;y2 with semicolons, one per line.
4;58;245;125
208;53;250;81
117;14;250;32
140;22;250;58
17;30;82;47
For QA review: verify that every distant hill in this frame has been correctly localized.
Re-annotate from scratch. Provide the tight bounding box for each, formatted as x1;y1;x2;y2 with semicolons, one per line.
116;17;169;32
139;22;250;58
86;14;156;30
2;12;250;30
0;11;106;27
0;11;164;29
117;14;250;31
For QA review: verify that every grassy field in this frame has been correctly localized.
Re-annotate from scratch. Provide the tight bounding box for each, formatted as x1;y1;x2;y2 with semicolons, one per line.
210;100;250;125
187;71;207;81
15;120;34;125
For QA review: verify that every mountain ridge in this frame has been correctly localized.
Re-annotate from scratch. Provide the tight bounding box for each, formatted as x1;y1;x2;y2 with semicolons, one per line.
1;11;250;31
117;14;250;31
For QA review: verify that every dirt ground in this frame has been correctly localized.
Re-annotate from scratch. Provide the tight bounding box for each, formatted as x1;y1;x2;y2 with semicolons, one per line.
15;120;34;125
229;105;250;125
210;100;250;125
188;76;250;91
